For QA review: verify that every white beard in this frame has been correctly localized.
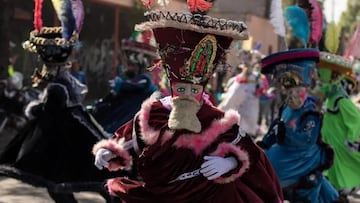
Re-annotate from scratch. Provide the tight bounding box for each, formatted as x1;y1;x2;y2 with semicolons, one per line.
168;97;202;133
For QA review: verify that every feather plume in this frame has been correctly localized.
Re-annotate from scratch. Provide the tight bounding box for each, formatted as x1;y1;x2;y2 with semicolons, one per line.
325;22;341;54
71;0;84;33
269;0;286;37
187;0;213;13
141;0;155;9
34;0;43;31
285;6;310;48
344;24;360;58
308;0;323;46
51;0;76;40
157;0;170;8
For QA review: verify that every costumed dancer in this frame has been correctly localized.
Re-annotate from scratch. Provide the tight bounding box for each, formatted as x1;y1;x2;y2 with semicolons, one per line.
259;48;340;203
92;0;284;202
218;49;266;138
317;50;360;198
89;30;159;134
0;68;27;134
257;5;341;203
0;1;123;202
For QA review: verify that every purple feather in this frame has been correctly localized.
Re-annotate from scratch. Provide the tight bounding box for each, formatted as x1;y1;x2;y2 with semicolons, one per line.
71;0;84;33
52;0;76;40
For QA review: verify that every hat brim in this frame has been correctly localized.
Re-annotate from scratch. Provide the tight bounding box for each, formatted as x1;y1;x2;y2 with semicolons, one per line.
261;48;320;74
135;10;249;41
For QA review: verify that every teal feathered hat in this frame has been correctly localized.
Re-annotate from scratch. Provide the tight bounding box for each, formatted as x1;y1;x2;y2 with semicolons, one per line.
261;6;320;88
262;48;319;88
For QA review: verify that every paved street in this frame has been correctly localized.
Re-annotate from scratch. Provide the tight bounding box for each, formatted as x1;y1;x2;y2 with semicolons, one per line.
0;176;359;203
0;177;105;203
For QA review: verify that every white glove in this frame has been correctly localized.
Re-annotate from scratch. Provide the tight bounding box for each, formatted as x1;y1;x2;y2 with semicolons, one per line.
200;156;238;180
94;148;116;170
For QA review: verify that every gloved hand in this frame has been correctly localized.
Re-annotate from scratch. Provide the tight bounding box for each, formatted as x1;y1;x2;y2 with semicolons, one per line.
261;119;281;148
94;148;116;170
200;156;238;180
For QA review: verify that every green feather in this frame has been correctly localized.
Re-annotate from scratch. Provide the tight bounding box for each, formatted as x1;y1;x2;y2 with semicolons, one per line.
325;22;341;54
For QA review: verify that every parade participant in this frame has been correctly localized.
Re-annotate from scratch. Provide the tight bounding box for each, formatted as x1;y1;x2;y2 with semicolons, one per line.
0;1;123;202
259;47;340;203
89;31;159;134
218;49;266;138
92;1;283;202
317;51;360;197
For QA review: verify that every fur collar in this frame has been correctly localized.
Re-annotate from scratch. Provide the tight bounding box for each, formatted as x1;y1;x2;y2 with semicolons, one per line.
138;98;240;155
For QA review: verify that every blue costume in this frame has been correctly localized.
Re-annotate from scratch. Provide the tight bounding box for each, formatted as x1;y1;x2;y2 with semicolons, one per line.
263;98;338;203
259;48;339;203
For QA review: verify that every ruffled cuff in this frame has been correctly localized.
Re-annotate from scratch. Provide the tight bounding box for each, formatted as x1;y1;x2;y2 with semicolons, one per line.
210;142;250;184
92;139;132;171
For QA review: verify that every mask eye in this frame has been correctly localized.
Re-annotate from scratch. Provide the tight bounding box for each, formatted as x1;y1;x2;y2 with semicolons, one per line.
279;76;298;88
176;87;185;93
191;88;199;94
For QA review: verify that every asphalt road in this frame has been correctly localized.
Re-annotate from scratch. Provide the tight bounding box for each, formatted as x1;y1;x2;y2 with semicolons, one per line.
0;176;359;203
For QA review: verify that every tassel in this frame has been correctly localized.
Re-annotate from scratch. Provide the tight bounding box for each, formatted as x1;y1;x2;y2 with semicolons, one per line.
34;0;43;31
71;0;84;33
51;0;76;40
187;0;212;13
269;0;286;37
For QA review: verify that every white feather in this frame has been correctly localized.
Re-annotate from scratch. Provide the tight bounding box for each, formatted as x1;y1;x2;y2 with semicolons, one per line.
270;0;286;37
157;0;170;8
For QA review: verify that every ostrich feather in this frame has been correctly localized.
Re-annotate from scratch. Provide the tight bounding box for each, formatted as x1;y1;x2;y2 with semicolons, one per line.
285;6;310;48
71;0;84;33
51;0;76;40
187;0;212;13
157;0;170;8
344;24;360;58
308;0;323;45
34;0;43;31
325;22;340;54
269;0;286;37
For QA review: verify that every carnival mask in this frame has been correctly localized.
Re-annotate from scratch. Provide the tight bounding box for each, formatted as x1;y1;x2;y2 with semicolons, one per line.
286;86;307;109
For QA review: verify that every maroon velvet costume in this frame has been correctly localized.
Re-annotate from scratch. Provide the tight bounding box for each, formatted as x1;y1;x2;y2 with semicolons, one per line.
93;98;283;203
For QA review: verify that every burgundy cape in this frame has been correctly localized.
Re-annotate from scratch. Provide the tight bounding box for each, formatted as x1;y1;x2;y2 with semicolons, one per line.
93;98;283;203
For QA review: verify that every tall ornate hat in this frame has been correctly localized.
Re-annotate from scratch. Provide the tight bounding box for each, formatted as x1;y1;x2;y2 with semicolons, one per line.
262;5;320;88
261;48;320;88
317;20;354;83
23;27;79;64
135;0;249;86
120;30;159;69
23;0;84;64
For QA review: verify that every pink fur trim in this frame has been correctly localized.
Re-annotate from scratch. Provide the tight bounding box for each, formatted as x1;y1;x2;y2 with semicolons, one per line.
161;130;175;145
92;139;132;171
138;98;161;145
174;109;240;155
106;178;117;196
210;142;250;184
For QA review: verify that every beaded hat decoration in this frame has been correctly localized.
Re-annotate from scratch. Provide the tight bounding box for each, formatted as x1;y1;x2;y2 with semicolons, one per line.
135;0;249;85
317;52;353;83
23;0;84;64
